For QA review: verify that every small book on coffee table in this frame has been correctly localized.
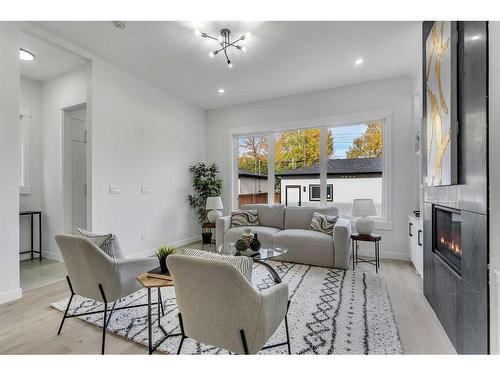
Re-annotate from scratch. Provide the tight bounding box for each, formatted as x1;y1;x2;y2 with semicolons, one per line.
145;267;172;281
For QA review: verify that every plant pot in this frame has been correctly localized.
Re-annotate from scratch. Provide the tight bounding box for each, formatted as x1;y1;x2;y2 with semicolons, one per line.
159;257;168;274
202;232;213;245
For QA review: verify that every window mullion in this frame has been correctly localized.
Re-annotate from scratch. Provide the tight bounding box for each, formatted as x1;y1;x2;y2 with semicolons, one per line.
267;133;275;204
320;127;327;206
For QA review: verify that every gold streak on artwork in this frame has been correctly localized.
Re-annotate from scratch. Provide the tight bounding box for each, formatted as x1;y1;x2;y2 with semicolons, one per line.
432;21;450;115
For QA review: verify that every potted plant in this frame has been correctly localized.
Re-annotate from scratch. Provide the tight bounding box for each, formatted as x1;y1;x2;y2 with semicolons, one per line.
187;163;223;245
156;245;176;274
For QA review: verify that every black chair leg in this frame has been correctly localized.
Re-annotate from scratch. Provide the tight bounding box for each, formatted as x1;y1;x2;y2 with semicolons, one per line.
177;313;186;355
285;300;291;355
57;276;75;335
240;330;250;354
98;284;108;355
57;294;73;335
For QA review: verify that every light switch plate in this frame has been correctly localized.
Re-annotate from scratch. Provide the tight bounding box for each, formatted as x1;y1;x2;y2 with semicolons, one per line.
141;185;150;194
109;186;120;194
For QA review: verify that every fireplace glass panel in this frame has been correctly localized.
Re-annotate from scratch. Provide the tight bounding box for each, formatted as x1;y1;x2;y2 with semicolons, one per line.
434;206;461;274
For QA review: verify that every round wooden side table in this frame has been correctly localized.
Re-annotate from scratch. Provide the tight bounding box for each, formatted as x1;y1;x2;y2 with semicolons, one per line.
351;233;381;273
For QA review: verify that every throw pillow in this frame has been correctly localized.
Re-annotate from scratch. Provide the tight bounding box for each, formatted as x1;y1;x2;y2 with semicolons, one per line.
76;228;124;259
230;209;260;227
183;249;253;282
310;212;339;236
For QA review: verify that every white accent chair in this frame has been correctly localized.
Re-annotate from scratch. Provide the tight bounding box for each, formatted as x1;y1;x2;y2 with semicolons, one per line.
167;253;291;354
54;234;158;354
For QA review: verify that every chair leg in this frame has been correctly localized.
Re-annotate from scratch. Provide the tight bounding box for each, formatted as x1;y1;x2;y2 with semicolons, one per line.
240;330;250;354
177;313;185;355
57;276;75;335
285;301;291;355
98;284;108;355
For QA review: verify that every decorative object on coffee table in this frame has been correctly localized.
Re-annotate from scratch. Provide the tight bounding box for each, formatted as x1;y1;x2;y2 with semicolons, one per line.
241;228;254;247
249;233;261;252
156;245;176;274
352;198;377;235
235;239;248;253
206;196;223;223
351;232;381;273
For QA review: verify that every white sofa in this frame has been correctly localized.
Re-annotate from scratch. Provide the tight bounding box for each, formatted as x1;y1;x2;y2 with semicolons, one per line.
216;204;352;269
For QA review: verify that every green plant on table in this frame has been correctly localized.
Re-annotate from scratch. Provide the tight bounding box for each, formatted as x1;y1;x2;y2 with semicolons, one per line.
235;239;248;253
156;245;176;260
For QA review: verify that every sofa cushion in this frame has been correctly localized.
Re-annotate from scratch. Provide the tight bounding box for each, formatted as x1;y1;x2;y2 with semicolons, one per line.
230;210;260;227
310;212;339;235
224;226;281;247
284;206;339;230
273;229;334;268
241;204;285;229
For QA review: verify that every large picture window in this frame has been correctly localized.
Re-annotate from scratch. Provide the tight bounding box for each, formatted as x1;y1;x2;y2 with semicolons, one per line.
232;114;388;225
237;135;269;207
325;121;383;217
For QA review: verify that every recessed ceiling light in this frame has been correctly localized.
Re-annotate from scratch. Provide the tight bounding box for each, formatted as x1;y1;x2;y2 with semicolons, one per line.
19;49;35;61
355;58;364;66
218;88;225;94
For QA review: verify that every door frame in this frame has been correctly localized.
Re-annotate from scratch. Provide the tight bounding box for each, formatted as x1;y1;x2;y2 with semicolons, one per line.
62;103;88;234
285;185;302;207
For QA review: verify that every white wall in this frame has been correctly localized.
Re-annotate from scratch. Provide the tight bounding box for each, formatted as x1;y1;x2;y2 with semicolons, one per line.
91;58;206;257
489;21;500;354
19;77;42;257
40;67;89;260
206;77;414;260
0;22;21;304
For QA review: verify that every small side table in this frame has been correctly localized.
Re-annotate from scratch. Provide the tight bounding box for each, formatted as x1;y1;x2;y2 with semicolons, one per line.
351;233;381;273
20;210;42;261
137;273;180;354
201;222;216;250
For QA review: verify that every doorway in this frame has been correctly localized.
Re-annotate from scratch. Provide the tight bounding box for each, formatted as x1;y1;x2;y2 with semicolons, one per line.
285;185;301;207
63;104;87;233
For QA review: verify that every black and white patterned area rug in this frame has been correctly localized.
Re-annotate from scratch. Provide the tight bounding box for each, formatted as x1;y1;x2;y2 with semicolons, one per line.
51;261;402;354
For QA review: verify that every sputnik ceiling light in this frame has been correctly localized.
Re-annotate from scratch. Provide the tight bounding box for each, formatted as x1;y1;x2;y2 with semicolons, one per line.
195;28;249;68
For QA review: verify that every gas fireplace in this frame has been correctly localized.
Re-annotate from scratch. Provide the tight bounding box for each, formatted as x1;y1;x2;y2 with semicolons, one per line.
433;206;462;274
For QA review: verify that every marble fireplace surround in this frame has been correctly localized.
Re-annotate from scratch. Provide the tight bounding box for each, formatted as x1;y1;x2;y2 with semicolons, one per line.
421;21;489;354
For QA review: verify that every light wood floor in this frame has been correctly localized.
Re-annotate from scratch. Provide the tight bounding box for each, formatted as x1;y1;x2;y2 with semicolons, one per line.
0;241;455;354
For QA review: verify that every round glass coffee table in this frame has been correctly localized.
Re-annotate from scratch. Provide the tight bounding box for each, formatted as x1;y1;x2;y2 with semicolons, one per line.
217;243;288;283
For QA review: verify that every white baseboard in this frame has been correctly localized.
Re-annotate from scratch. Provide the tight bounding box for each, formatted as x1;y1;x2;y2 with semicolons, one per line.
133;235;201;258
0;288;22;305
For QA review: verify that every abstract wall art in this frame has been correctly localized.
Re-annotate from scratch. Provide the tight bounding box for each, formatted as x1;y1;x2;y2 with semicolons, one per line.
426;21;458;186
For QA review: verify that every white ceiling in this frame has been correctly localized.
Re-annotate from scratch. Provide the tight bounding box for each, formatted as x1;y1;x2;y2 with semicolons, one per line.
20;32;88;82
34;21;420;109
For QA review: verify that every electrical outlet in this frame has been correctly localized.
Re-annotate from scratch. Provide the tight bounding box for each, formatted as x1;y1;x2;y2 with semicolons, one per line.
108;186;120;194
141;185;150;194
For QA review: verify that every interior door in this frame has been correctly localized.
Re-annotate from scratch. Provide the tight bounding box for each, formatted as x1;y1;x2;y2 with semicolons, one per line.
70;109;87;231
285;185;301;207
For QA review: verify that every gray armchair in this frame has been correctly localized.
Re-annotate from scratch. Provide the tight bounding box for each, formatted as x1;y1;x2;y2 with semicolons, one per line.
54;234;158;354
167;253;291;354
